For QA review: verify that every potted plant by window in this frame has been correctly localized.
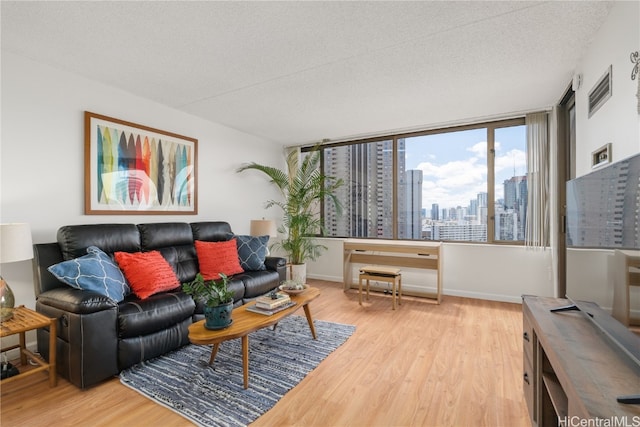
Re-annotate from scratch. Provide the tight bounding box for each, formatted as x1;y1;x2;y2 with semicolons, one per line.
237;146;343;284
182;273;234;330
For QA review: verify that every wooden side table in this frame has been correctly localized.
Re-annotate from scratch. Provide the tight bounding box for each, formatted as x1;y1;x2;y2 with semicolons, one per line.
0;305;57;387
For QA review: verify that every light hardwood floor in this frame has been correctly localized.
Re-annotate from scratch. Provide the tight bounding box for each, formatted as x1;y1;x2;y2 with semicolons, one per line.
1;280;531;427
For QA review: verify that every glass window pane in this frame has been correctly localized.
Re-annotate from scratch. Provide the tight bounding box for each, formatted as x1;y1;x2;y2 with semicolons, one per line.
323;141;393;238
494;125;527;241
402;128;488;242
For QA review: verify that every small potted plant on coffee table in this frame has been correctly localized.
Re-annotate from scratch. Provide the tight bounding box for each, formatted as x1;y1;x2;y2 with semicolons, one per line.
183;273;234;330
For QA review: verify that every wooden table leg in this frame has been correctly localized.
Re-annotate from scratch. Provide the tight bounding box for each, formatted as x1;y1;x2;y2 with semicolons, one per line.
392;280;397;310
19;331;27;366
303;304;317;340
242;335;249;389
48;318;57;387
208;343;220;365
358;275;363;305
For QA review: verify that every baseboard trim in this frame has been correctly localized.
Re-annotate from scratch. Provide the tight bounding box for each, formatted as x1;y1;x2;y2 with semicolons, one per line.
307;274;523;304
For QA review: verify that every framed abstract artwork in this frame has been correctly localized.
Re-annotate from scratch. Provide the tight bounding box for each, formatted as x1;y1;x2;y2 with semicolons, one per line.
84;111;198;215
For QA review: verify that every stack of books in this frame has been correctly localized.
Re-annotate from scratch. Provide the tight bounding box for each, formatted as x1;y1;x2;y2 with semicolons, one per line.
247;291;296;315
256;291;291;309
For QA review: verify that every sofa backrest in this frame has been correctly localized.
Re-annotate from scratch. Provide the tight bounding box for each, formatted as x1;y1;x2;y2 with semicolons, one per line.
190;221;232;242
33;221;235;296
138;222;197;283
57;224;141;260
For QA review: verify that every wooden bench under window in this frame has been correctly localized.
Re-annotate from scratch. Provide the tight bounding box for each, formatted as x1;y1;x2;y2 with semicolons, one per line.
358;265;402;310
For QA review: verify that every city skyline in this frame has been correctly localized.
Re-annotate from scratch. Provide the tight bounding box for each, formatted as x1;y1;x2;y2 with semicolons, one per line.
404;125;527;212
322;125;528;241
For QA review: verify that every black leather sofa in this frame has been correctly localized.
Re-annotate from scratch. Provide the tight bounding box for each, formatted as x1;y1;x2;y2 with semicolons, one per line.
32;221;286;388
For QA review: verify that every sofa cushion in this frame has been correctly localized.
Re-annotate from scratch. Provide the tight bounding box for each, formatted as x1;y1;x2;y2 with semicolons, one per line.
138;223;199;284
236;270;281;299
118;317;192;370
114;251;180;299
138;222;194;249
235;235;268;271
190;222;233;242
47;246;130;302
57;224;141;260
194;239;244;280
118;291;195;338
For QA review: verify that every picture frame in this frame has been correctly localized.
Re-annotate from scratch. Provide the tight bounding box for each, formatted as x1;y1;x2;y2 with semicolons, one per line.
84;111;198;215
591;142;612;169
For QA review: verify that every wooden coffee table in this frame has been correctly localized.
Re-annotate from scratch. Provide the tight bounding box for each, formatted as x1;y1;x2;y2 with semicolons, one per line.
188;286;320;389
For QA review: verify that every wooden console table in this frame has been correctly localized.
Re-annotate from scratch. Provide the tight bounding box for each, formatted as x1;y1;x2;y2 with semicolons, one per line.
522;295;640;426
343;239;442;303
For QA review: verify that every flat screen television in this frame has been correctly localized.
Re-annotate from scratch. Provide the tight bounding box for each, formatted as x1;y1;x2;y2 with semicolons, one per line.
564;153;640;404
566;152;640;250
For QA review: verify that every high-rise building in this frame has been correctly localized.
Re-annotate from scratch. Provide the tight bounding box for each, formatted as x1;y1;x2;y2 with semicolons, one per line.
503;175;527;240
477;192;488;226
400;170;422;239
431;203;439;221
324;139;405;238
431;223;487;241
468;199;478;222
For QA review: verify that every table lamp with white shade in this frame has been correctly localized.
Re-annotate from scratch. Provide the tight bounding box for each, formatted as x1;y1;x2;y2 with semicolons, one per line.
250;219;277;256
249;219;278;238
0;223;34;322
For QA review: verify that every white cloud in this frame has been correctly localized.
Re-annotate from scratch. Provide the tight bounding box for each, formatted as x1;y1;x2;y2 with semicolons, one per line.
417;157;486;208
467;141;487;158
495;148;526;175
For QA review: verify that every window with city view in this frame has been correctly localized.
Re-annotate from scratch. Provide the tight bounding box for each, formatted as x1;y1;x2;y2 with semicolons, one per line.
323;140;394;239
318;118;527;243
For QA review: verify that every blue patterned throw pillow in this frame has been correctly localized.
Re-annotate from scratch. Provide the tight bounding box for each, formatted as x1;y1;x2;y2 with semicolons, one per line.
48;246;130;302
235;235;269;271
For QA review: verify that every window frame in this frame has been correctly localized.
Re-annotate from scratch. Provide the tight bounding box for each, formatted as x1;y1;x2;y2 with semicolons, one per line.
303;116;527;244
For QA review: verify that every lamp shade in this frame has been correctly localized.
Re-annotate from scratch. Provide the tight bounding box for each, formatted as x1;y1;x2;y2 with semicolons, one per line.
0;223;34;263
250;220;277;237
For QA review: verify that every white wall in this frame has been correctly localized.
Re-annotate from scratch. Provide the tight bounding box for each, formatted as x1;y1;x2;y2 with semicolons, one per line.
574;1;640;176
307;238;553;303
567;1;640;310
0;52;285;309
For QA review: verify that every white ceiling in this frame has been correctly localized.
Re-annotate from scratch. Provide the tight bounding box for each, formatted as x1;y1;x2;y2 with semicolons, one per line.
1;1;612;145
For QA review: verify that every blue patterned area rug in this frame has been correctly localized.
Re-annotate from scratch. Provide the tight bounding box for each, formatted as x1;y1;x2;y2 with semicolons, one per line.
120;316;355;427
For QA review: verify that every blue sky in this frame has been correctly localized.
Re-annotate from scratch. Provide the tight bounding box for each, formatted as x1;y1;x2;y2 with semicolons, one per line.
404;125;527;211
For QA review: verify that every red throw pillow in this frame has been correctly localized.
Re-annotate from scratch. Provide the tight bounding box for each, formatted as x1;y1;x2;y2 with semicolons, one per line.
195;239;244;280
114;251;180;299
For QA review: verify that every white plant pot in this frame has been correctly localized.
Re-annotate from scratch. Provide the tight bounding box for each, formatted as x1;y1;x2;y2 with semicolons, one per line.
288;263;307;285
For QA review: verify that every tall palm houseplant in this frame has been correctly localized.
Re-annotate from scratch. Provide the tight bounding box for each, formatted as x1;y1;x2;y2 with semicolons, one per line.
237;147;343;283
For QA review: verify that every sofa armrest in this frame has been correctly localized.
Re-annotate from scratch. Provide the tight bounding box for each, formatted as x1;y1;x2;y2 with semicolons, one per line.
36;288;119;388
265;256;287;283
265;256;286;271
37;287;117;314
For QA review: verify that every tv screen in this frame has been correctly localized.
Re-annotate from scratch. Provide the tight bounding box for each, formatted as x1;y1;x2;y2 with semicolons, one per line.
566;152;640;250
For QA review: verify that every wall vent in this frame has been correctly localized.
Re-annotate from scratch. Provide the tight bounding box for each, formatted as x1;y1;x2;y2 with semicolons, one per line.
588;65;612;118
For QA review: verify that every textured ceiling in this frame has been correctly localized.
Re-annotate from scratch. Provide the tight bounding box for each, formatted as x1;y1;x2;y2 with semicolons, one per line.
1;1;612;145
